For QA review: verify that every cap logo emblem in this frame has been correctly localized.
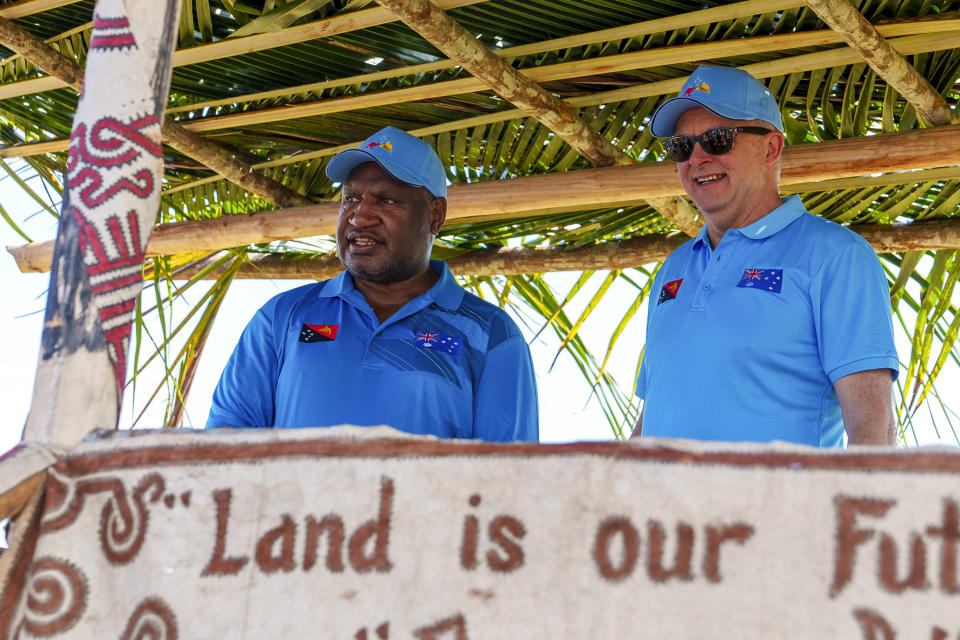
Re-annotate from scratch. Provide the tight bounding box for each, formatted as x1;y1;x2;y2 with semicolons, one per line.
364;138;394;153
682;82;711;97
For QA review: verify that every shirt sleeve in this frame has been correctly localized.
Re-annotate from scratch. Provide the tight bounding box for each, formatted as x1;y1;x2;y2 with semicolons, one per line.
809;239;899;384
205;298;282;428
473;329;539;443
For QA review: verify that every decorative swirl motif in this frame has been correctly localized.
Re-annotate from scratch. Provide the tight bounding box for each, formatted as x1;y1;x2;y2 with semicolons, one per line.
100;474;165;565
68;116;162;170
120;598;178;640
19;557;87;637
40;471;165;565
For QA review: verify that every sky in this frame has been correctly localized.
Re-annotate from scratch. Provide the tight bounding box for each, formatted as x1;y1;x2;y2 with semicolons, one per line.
1;162;959;453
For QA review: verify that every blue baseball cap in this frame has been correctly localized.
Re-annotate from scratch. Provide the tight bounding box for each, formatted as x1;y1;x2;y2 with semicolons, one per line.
325;126;447;198
649;66;784;137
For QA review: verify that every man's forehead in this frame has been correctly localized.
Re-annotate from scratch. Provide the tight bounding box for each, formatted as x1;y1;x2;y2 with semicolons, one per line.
342;161;426;194
674;106;770;133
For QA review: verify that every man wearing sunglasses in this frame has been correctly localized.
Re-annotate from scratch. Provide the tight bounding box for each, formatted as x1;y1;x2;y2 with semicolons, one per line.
631;66;898;447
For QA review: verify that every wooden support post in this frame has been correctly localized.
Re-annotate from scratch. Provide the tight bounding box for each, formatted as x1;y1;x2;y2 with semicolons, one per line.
22;0;182;445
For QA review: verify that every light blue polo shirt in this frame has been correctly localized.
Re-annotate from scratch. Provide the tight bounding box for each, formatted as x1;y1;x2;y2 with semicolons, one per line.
636;195;898;447
207;261;538;442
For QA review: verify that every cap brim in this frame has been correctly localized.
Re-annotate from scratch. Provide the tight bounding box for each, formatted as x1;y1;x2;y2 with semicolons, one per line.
325;149;430;192
650;96;780;136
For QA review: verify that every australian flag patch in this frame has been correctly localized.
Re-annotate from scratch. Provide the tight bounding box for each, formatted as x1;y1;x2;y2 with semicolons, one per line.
299;323;339;342
416;330;462;356
736;268;783;293
658;278;683;304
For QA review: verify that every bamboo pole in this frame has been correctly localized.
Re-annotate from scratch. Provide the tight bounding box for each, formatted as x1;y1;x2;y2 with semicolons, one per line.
575;30;960;106
169;216;960;280
0;15;312;208
0;0;81;19
806;0;959;126
856;219;960;253
9;124;960;273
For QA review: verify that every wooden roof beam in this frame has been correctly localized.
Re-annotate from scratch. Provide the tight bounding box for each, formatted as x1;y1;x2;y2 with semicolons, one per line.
805;0;959;126
9;124;960;273
0;15;311;209
165;215;960;281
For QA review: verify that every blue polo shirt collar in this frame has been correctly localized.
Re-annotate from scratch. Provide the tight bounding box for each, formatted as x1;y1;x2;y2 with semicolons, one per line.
318;260;464;311
692;194;807;250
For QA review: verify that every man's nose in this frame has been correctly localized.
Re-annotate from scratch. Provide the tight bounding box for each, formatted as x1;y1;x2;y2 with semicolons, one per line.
686;141;713;167
349;197;379;227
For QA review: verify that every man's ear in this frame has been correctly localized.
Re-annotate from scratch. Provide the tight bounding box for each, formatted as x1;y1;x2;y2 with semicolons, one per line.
765;131;785;166
428;197;447;236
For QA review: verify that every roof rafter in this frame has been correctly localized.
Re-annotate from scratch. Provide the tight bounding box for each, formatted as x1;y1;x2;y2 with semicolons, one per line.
377;0;703;236
806;0;959;126
9;123;960;273
374;0;703;235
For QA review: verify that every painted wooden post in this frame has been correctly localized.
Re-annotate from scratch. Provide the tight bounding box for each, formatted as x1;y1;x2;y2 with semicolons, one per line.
22;0;182;446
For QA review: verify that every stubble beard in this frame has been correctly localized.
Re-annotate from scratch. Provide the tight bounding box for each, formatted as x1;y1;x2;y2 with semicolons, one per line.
339;248;428;285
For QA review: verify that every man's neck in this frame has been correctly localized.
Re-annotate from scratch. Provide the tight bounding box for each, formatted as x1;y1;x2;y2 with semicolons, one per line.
353;265;439;323
706;193;785;248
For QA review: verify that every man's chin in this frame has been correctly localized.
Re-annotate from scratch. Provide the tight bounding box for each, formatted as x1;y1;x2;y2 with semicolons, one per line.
343;261;418;285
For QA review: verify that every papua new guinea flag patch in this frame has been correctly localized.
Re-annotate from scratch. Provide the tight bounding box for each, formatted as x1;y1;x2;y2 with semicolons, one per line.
737;268;783;293
299;323;339;342
658;278;683;304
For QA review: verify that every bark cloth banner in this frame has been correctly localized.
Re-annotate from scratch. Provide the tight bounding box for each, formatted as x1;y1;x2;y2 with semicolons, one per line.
23;0;179;444
0;427;959;639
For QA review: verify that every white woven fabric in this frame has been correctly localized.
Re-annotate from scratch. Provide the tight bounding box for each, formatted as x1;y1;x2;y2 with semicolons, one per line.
2;427;958;638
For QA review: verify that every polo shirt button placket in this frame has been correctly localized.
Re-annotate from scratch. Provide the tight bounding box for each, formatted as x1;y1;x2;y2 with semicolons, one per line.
361;317;382;367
